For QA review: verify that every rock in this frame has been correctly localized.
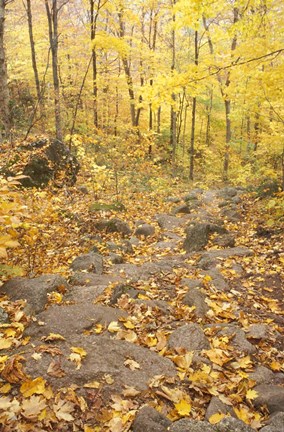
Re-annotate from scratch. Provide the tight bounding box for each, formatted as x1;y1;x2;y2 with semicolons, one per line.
246;324;270;340
1;274;68;314
94;218;131;236
65;285;107;303
25;304;128;339
156;214;186;230
205;396;234;420
135;223;155;237
220;205;242;222
260;412;284;432
211;233;236;248
172;204;194;215
181;278;202;289
253;384;284;413
132;406;171;432
182;288;209;317
183;191;200;201
68;273;117;287
109;284;140;305
215;324;256;354
169;420;210;432
168;323;210;351
217;417;255;432
70;252;103;274
183;222;227;253
205;269;230;291
106;240;134;254
22;334;176;392
77;185;89;194
155;240;178;250
169;418;254;432
135;299;171;315
108;253;124;264
0;307;9;323
89;202;126;212
165;196;181;203
249;366;276;385
217;187;238;199
198;247;253;270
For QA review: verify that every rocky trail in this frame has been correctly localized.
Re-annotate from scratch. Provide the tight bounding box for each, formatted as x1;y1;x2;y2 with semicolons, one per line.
0;187;283;431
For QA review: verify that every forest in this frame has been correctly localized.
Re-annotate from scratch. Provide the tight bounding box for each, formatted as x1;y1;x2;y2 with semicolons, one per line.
0;1;283;431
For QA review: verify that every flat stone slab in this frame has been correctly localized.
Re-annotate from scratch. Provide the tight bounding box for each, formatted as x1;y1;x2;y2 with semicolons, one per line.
168;323;210;351
21;335;176;392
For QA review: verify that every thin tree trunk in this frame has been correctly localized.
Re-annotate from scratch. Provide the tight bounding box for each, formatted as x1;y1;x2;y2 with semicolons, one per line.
157;106;161;133
45;0;63;142
118;9;136;127
90;0;101;128
170;0;177;166
0;0;10;138
189;30;199;180
205;88;213;146
25;0;43;118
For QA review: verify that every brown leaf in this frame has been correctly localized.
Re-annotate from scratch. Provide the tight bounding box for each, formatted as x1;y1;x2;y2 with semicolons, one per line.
47;360;66;377
1;355;28;383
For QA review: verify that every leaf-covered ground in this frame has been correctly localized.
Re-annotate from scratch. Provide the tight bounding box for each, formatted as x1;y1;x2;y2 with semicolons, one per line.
0;155;283;431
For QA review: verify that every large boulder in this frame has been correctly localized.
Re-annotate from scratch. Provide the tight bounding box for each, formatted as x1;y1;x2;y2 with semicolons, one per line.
95;218;131;236
183;222;227;253
168;323;210;351
253;384;284;414
132;406;171;432
70;252;103;273
0;274;68;314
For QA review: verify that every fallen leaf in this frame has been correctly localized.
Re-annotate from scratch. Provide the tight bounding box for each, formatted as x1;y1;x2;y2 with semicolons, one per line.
174;399;191;416
54;399;75;421
20;377;46;398
209;413;227;424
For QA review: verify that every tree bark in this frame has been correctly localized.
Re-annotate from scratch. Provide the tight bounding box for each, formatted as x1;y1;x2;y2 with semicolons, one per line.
0;0;11;138
45;0;63;142
90;0;102;128
25;0;43;118
170;0;177;166
189;30;199;180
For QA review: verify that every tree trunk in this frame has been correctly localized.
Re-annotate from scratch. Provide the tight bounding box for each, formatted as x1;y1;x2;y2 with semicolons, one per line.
26;0;43;118
90;0;101;128
205;88;213;146
45;0;63;142
170;0;177;166
0;0;11;138
189;30;199;180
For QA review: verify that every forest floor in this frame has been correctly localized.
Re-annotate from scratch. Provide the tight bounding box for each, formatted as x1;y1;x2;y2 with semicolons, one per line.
0;168;283;431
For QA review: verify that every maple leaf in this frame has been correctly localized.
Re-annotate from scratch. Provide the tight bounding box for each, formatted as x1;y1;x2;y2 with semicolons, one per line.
246;389;258;400
174;399;191;416
21;395;47;420
54;399;75;421
124;359;141;370
41;333;66;342
20;377;46;398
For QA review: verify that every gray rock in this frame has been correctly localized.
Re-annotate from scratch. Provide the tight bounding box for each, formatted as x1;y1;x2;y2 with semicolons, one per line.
25;304;128;339
182;288;209;317
211;233;236;248
108;253;124;264
206;269;230;291
168;323;210;351
183;191;200;201
68;273;117;287
218;187;238;199
198;247;253;270
70;252;103;274
22;334;176;392
132;406;171;432
155;240;178;250
169;419;212;432
0;307;9;323
260;412;284;432
135;223;155;237
156;214;186;230
246;324;270;340
109;284;139;305
205;396;234;420
65;285;107;303
135;299;171;315
166;196;181;203
253;384;284;413
217;417;255;431
249;366;276;385
95;218;131;235
183;222;227;253
1;274;68;314
172;204;192;215
181;278;202;289
216;324;256;354
220;206;242;222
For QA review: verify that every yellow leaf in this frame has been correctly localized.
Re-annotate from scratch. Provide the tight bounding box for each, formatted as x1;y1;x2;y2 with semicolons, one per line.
123;320;135;329
234;406;250;424
71;346;87;358
83;381;101;389
0;338;12;350
69;353;82;370
0;383;11;394
42;333;66;342
54;399;75;421
209;413;226;424
20;377;46;398
94;324;104;334
108;321;121;333
0;247;7;258
246;389;258;400
174;399;191;416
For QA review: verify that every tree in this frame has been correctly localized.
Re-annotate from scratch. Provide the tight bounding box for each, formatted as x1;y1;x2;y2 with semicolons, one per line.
0;0;12;139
